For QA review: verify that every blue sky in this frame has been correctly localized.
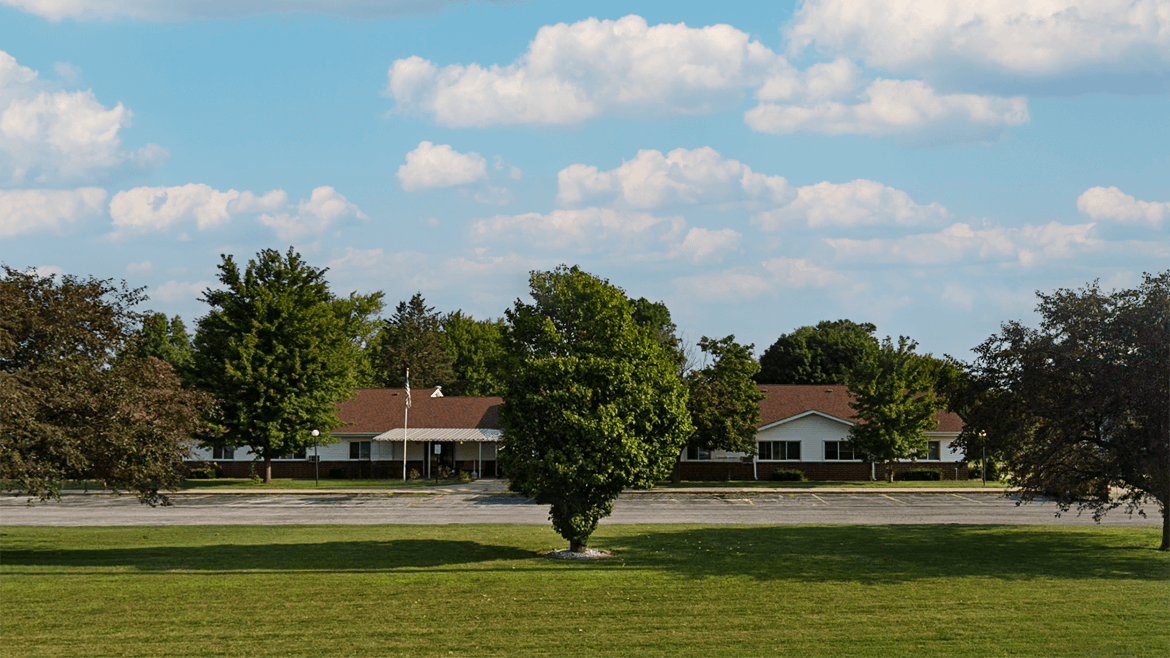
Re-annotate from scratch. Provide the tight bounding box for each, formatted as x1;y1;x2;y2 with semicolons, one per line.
2;0;1167;361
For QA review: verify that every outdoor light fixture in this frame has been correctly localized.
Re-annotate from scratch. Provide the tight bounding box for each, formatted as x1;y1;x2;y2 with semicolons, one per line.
312;429;320;486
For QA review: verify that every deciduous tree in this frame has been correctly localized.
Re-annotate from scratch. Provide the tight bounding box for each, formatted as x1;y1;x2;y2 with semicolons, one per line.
442;311;505;396
846;336;943;483
953;273;1169;549
374;293;454;389
757;320;879;385
191;248;382;483
498;266;693;552
676;335;765;483
1;267;212;504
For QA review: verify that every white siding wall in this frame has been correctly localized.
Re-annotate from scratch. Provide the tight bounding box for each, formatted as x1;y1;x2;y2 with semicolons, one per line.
756;414;853;461
929;435;965;462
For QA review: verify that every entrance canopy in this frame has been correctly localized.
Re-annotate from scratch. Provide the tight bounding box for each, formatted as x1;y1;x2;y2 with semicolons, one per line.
372;428;502;442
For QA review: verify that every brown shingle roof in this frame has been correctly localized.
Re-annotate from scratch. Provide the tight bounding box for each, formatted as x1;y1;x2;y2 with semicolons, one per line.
336;385;962;434
336;388;501;434
757;385;963;433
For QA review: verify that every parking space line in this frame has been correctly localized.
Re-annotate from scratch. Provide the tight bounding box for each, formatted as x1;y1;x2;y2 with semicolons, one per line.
811;494;829;505
951;493;982;503
880;494;909;505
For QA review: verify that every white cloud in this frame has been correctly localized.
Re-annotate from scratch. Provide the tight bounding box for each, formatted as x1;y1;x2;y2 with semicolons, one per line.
557;146;791;209
151;279;216;302
471;207;685;251
785;0;1170;85
825;220;1100;266
472;185;513;206
674;227;741;262
109;184;286;236
1077;186;1167;225
397;141;488;191
386;15;781;127
126;259;151;273
745;78;1029;139
674;270;773;301
1;0;474;21
754;179;950;229
257;186;368;241
0;50;165;184
0;186;106;237
761;257;840;288
29;264;64;278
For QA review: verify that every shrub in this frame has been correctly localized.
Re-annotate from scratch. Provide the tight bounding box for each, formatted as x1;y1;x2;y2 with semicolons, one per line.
903;469;943;481
407;468;420;481
327;468;347;479
459;470;471;482
189;466;219;480
770;469;806;482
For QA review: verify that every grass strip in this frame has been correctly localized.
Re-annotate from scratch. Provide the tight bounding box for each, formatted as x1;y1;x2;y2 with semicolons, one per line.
2;524;1165;657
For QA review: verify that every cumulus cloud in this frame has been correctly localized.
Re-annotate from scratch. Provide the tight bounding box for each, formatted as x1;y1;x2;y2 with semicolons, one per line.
825;220;1100;267
785;0;1170;89
1;50;165;184
471;207;685;251
557;146;791;208
109;184;286;235
753;179;951;230
126;259;151;273
256;186;368;241
397;141;488;191
674;227;741;262
0;186;106;237
674;255;842;301
1077;186;1167;225
386;15;781;127
745;78;1029;139
1;0;475;21
108;183;364;239
151;279;217;302
761;256;840;288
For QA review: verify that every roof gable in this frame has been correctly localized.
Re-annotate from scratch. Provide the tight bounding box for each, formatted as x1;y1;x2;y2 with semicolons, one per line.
336;388;502;434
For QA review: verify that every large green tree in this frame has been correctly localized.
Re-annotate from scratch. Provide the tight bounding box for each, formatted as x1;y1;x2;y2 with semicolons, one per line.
757;319;879;385
498;266;693;552
136;312;193;375
951;273;1169;550
374;293;454;389
442;311;506;396
1;267;212;504
675;335;765;482
191;248;383;483
846;336;943;483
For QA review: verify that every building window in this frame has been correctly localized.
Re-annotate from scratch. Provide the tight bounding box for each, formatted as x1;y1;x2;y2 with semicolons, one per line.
349;441;371;460
686;445;711;460
280;448;307;460
824;441;858;460
758;441;801;460
212;447;234;460
924;441;941;461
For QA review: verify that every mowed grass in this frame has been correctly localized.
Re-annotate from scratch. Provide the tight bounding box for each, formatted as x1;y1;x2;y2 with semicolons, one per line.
1;525;1166;658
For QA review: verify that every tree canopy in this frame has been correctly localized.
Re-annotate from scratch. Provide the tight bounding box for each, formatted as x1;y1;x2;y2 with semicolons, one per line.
0;266;212;504
757;320;879;385
846;336;943;483
442;311;506;396
498;266;693;552
679;335;764;480
374;293;454;389
136;312;193;375
191;248;383;483
950;272;1169;549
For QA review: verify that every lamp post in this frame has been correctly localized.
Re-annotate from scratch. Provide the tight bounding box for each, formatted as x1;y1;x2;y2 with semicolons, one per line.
979;431;987;485
312;429;320;487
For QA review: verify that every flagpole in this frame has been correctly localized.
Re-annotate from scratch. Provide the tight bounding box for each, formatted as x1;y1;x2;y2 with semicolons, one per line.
403;368;410;481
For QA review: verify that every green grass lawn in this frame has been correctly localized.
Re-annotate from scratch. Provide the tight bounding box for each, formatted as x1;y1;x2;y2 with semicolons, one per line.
2;524;1165;657
657;479;1012;489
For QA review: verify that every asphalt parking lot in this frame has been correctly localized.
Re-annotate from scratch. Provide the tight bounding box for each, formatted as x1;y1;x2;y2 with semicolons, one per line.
1;490;1160;527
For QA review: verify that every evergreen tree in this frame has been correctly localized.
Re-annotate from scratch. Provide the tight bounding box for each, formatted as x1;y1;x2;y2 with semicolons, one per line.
375;293;454;389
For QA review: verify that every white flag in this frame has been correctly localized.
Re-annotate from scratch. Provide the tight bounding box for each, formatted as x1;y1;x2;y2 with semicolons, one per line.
405;368;411;409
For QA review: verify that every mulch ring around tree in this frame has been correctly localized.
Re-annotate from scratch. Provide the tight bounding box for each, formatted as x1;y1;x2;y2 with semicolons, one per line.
541;547;617;560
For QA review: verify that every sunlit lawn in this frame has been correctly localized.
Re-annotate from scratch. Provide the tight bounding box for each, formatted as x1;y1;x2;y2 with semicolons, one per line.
2;524;1165;657
54;478;1011;491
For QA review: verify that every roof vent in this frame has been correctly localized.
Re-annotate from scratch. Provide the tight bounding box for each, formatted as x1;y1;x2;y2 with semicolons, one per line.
825;389;833;393
431;386;443;398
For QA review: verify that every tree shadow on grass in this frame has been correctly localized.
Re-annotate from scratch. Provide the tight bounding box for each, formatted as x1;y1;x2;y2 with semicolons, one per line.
1;538;535;572
589;525;1169;584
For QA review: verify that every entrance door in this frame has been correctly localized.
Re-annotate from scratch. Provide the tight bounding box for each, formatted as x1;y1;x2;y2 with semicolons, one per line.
428;441;455;478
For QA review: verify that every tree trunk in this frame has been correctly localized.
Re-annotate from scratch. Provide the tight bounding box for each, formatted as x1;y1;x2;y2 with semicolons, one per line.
886;462;894;483
1162;507;1169;551
570;540;585;553
671;449;683;484
264;456;273;484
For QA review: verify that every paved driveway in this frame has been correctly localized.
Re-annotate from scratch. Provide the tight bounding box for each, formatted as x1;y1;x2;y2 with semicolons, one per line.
1;491;1160;527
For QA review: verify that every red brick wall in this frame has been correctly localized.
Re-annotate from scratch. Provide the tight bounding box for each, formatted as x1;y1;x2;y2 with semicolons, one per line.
186;460;500;480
